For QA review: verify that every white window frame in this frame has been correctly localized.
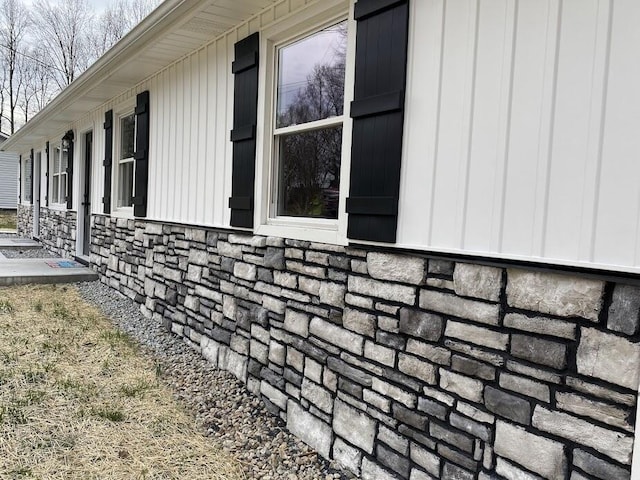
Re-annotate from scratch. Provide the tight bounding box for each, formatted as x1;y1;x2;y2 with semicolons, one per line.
112;100;136;217
21;155;32;205
254;0;356;245
49;142;68;209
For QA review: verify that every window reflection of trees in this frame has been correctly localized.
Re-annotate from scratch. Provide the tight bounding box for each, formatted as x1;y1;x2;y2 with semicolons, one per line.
275;22;346;219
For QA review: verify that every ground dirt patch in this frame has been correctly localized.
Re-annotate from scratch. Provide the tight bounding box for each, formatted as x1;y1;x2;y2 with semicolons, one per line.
0;210;16;230
0;284;245;479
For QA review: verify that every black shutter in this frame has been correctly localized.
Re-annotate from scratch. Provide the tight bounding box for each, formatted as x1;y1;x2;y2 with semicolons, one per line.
346;0;410;243
18;155;21;203
229;32;259;228
133;90;150;218
45;142;49;206
30;149;34;202
65;131;74;210
103;110;113;214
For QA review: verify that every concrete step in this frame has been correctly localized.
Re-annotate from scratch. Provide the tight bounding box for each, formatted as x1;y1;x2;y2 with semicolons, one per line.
0;258;98;286
0;238;41;250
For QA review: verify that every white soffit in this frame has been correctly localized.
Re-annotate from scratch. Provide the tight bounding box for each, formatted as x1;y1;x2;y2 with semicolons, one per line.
3;0;277;152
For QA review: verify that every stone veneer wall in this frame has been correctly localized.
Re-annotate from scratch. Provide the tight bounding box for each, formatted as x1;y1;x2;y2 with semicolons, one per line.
16;204;32;237
37;208;77;257
90;214;640;480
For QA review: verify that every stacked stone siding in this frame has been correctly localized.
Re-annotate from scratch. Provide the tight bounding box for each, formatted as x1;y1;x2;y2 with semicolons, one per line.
91;214;640;480
16;204;32;236
38;208;76;257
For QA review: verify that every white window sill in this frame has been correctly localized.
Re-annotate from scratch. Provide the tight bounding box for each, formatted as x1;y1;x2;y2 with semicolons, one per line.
256;218;346;245
110;207;134;219
48;203;67;212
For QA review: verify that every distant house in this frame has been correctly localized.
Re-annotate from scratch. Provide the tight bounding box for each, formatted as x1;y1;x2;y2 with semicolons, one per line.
4;1;640;479
0;132;18;210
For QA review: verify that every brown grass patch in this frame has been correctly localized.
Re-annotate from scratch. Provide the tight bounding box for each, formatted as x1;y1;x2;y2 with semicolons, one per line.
0;210;16;230
0;284;245;479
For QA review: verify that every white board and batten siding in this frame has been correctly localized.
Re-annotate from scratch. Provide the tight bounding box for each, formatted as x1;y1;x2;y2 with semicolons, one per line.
0;151;18;209
398;0;640;274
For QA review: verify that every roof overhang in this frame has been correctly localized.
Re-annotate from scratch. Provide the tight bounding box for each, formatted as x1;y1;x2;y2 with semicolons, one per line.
3;0;276;152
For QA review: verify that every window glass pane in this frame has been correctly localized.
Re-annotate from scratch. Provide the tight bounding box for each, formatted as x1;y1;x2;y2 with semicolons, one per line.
61;146;68;173
52;176;59;204
277;126;342;219
118;161;134;207
60;173;67;202
276;21;347;128
120;114;135;160
24;160;32;202
53;146;61;174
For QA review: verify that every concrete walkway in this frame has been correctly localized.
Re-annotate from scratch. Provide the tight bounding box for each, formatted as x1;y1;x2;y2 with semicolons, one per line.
0;258;98;286
0;238;41;249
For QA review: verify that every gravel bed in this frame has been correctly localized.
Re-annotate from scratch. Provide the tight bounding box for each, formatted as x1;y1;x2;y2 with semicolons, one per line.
0;247;57;259
76;280;351;480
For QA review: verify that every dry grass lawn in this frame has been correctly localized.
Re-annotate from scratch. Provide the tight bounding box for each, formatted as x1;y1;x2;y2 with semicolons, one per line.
0;210;16;230
0;284;245;479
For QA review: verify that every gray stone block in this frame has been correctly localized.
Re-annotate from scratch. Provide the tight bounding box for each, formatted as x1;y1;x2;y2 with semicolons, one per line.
499;373;550;403
449;413;491;441
283;309;309;338
452;355;495;381
379;424;409;455
484;386;531;425
577;327;640;390
504;312;576;340
309;317;364;355
495;458;542;480
428;259;455;276
417;397;448;421
377;443;411;478
442;462;474;480
333;399;376;454
343;308;377;337
410;443;440;477
438;444;478;472
301;378;333;414
420;290;500;325
326;357;372;386
510;334;567;370
608;284;640;335
286;401;332;458
367;252;426;285
406;339;451;365
494;420;567;480
364;340;396;367
333;438;362;476
361;458;402;480
506;269;604;321
532;406;634;464
556;392;632;431
393;403;429;430
573;449;631;480
398;354;437;384
348;275;416;305
399;308;444;341
318;281;346;308
453;263;502;301
439;369;484;403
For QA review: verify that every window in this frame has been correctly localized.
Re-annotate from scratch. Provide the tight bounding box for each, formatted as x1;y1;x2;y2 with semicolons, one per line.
50;144;68;205
116;111;135;208
271;21;347;220
22;157;32;204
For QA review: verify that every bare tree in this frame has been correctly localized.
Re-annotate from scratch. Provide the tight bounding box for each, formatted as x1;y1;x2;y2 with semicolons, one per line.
0;0;30;133
32;0;93;89
89;0;159;59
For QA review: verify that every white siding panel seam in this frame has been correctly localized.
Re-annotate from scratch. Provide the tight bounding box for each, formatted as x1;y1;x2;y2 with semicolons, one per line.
533;0;563;258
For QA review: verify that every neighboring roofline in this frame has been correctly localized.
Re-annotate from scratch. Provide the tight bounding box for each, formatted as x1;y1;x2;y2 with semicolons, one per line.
1;0;198;151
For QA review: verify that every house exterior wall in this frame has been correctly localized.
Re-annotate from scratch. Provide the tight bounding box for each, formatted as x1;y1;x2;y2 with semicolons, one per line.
398;0;640;273
0;151;18;209
90;214;640;480
37;208;76;258
16;204;32;237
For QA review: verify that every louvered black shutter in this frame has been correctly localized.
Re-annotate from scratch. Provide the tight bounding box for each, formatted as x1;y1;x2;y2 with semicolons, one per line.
65;131;74;210
103;110;113;214
133;90;150;218
45;142;49;206
346;0;410;243
229;32;259;228
18;155;21;203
